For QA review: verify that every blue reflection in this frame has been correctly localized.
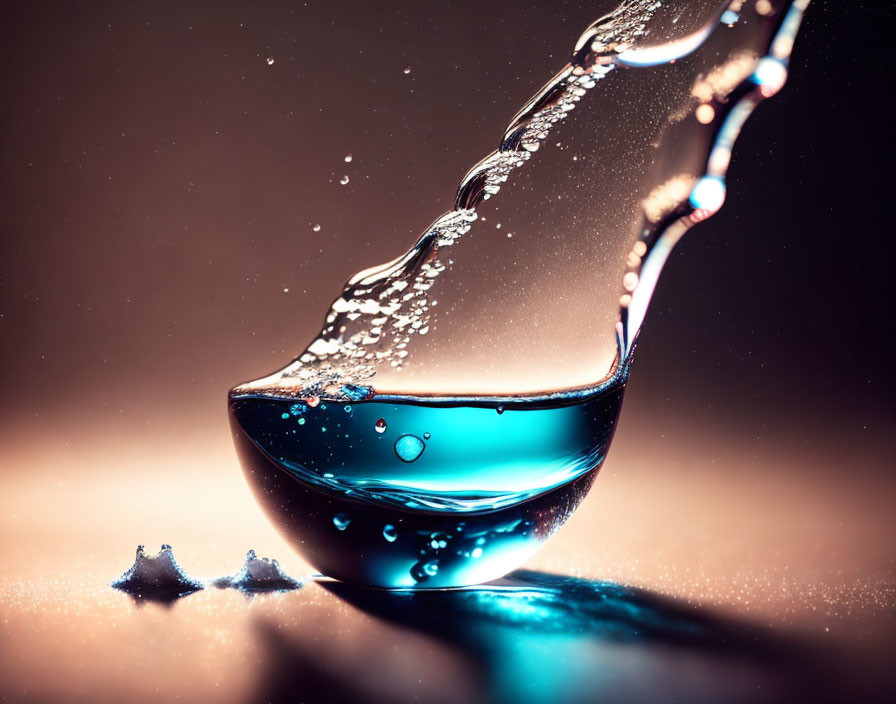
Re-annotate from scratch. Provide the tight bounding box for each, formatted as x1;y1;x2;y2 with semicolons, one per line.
318;570;810;703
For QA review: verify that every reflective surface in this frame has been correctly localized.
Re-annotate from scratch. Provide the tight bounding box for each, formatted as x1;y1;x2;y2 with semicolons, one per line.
1;394;894;702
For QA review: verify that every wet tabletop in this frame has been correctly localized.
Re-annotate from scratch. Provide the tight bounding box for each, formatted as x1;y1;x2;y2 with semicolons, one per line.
2;392;893;704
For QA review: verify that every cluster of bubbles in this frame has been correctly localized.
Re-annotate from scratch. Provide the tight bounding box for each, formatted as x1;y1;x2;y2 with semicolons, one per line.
327;510;540;585
281;401;430;463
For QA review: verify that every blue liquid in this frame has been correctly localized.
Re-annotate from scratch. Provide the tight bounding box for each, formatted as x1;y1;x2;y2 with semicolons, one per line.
229;380;625;588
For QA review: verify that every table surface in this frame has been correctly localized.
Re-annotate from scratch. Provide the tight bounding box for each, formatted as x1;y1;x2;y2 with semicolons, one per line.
2;393;894;704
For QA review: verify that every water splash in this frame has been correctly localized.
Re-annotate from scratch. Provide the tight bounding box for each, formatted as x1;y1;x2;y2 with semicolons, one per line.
214;549;302;592
111;544;204;596
111;546;304;598
232;0;808;403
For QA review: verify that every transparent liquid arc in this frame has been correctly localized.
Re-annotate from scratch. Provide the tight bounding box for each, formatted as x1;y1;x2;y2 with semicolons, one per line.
229;0;811;588
231;0;809;404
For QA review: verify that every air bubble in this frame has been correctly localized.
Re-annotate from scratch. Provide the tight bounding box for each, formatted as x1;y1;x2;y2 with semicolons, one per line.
333;513;351;531
340;175;350;185
429;532;449;549
411;560;438;581
394;434;425;462
383;524;398;542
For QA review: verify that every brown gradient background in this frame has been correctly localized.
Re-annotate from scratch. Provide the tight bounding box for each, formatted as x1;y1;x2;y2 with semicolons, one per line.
1;1;893;703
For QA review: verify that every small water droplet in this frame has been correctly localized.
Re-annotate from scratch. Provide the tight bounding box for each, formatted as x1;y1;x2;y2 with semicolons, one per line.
423;561;438;576
375;418;387;433
344;405;352;413
383;524;398;542
266;56;275;66
394;434;425;462
496;405;504;414
344;154;353;163
333;513;351;531
403;66;411;75
339;175;350;185
281;412;290;419
298;418;305;425
312;224;321;232
423;432;431;439
471;547;483;559
307;396;320;407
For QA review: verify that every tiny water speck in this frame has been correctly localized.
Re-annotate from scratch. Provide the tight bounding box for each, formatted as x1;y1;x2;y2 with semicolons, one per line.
266;56;275;66
339;175;350;185
403;67;411;75
344;154;353;163
312;224;321;232
383;524;398;542
333;513;351;531
375;418;387;433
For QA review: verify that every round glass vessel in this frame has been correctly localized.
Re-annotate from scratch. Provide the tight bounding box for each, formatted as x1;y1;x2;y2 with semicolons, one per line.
230;379;625;588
